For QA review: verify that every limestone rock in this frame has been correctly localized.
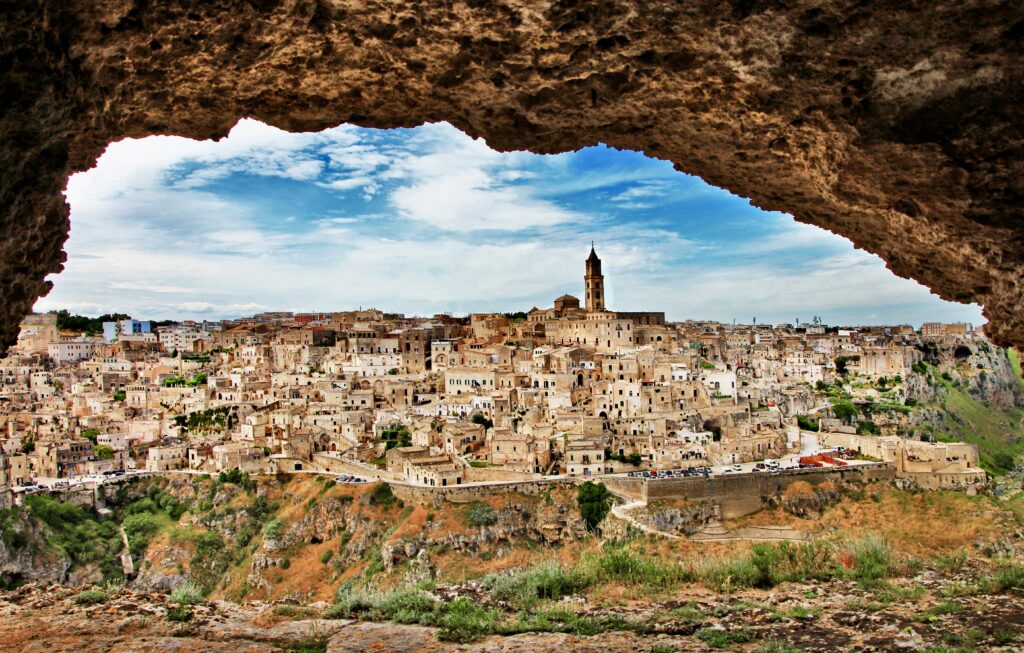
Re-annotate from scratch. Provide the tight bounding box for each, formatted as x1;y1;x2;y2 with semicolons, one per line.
1;2;1024;353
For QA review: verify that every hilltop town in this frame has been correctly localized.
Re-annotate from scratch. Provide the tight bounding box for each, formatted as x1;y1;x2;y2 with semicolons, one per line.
2;247;1016;508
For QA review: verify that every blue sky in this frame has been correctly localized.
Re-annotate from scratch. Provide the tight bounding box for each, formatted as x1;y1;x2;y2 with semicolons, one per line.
40;119;983;327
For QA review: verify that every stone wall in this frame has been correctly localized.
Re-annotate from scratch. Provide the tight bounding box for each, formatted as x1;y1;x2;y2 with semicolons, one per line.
643;463;896;519
311;453;401;482
462;466;539;483
390;478;575;506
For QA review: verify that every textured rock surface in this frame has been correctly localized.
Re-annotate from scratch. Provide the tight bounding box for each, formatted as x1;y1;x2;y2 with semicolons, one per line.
2;578;1023;652
2;0;1022;350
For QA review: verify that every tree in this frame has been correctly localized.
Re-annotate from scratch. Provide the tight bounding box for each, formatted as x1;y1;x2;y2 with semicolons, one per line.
81;428;100;444
577;481;612;531
993;453;1016;472
626;452;643;466
832;400;859;423
93;445;115;460
856;420;881;436
834;355;860;377
471;413;493;430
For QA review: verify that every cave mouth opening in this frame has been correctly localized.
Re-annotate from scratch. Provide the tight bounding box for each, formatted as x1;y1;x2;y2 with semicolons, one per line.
39;118;983;330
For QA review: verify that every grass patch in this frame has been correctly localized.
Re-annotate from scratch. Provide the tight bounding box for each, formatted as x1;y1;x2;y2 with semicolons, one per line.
695;627;754;648
978;561;1024;594
166;605;194;622
170;581;204;606
73;588;108;605
933;375;1024;476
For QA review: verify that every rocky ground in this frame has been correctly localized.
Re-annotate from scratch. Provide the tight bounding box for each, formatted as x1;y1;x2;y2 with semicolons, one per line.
2;565;1022;653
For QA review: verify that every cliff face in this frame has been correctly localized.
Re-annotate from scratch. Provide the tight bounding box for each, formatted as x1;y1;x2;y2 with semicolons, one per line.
2;1;1023;351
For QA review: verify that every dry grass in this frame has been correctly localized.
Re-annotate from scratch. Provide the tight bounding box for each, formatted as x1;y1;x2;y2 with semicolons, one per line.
728;486;1010;558
783;481;816;499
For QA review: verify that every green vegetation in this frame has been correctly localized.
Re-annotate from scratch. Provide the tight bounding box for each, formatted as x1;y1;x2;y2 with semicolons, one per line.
22;495;123;576
218;468;256;492
796;415;819;431
285;634;329;653
831;398;858;423
93;444;115;459
471;413;494;430
112;390;126;401
73;588;108;605
321;535;912;642
700;360;716;370
605;448;643;466
465;502;498;527
50;310;130;334
170;581;204;606
834;355;860;377
368;482;397;508
380;424;411;450
326;587;649;643
856;420;881;435
166;605;194;622
81;428;100;443
1008;348;1024;390
262;518;286;541
931;375;1024;475
696;627;753;648
576;482;612;531
174;407;231;432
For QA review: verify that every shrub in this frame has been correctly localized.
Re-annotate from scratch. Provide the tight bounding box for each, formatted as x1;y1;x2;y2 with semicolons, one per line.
937;549;968;573
846;536;893;585
832;399;859;423
123;511;160;554
796;415;820;431
320;549;334;564
981;562;1024;594
482;560;591;609
696;627;753;648
593;546;689;589
993;452;1016;472
262;518;285;541
368;482;396;507
435;598;502;643
166;605;193;622
170;581;204;606
465;502;498;527
74;588;108;605
577;481;611;531
856;420;881;435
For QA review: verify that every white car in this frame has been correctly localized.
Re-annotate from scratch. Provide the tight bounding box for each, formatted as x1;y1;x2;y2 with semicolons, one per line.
731;464;742;471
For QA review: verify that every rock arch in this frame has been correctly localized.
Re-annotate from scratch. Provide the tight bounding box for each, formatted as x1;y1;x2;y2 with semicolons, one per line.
2;1;1022;350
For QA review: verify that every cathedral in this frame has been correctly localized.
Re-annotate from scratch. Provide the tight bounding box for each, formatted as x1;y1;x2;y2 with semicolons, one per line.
527;245;670;352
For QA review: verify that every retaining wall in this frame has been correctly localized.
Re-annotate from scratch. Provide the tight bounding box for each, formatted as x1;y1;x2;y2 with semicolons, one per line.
643;463;896;519
390;478;576;506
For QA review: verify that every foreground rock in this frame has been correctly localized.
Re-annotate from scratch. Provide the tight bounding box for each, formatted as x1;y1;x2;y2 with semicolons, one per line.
3;571;1022;653
2;1;1024;352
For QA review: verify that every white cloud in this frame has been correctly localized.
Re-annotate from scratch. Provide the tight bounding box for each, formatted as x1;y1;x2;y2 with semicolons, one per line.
41;119;985;326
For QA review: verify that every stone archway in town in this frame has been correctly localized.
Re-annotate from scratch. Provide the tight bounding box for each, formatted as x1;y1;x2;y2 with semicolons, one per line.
2;1;1022;351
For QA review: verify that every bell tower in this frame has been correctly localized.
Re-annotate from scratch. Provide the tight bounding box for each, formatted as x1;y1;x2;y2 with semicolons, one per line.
585;243;605;312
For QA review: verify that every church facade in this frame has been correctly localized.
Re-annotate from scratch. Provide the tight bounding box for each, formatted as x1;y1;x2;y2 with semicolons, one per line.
534;246;669;353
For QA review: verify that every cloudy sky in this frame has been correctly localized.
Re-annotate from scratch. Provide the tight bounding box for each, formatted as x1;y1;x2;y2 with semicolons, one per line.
38;119;983;327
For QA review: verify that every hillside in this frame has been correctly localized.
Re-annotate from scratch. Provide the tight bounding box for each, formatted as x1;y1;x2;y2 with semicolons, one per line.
2;473;1023;651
